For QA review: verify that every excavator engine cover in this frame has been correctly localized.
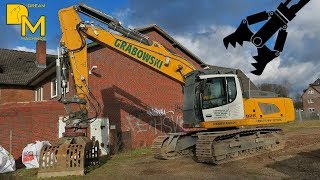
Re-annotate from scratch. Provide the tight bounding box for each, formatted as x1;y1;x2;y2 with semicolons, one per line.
37;136;99;178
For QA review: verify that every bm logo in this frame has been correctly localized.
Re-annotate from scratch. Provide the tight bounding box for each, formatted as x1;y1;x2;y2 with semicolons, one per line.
6;4;45;37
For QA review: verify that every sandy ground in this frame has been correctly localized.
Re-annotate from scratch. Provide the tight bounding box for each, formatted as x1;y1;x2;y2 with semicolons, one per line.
2;120;320;180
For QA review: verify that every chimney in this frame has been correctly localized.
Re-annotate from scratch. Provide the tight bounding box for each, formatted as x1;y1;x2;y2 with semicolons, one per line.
36;40;46;67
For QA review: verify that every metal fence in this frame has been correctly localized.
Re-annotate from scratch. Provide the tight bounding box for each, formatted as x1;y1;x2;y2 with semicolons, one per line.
295;110;320;121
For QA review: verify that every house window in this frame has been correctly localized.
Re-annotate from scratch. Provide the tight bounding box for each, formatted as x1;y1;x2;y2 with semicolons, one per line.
51;78;69;98
308;99;314;104
308;89;314;94
309;108;315;112
34;86;43;101
51;78;57;98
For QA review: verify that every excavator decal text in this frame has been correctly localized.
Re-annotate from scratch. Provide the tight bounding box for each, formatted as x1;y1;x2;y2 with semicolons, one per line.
114;39;163;69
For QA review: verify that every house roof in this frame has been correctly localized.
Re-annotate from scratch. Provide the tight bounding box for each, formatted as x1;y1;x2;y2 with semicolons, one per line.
88;24;207;67
0;49;56;86
302;78;320;96
311;78;320;86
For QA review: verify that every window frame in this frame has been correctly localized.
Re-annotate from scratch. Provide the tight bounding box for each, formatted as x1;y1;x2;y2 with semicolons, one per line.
308;89;314;95
201;77;237;109
308;99;314;104
51;78;69;99
34;86;43;101
309;108;315;112
51;78;57;98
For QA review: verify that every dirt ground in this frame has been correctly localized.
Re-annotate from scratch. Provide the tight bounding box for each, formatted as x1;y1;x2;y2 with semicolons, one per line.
2;120;320;180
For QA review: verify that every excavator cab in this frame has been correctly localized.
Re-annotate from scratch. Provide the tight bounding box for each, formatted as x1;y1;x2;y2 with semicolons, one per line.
182;70;245;128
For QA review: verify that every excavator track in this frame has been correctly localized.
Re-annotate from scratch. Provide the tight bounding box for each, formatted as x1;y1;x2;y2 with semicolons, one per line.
196;128;284;164
151;135;170;159
151;134;196;160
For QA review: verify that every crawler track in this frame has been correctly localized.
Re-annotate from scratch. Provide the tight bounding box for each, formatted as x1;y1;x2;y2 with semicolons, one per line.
152;127;285;164
151;135;172;159
196;128;285;164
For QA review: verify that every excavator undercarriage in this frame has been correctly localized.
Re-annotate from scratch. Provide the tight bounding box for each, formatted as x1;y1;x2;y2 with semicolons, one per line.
151;127;284;164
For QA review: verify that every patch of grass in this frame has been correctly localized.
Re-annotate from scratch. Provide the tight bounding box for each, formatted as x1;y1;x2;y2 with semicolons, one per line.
0;147;152;179
0;167;38;179
123;147;152;156
86;147;151;176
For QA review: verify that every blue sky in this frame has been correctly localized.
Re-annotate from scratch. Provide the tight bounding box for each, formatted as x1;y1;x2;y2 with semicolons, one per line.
0;0;128;50
0;0;318;96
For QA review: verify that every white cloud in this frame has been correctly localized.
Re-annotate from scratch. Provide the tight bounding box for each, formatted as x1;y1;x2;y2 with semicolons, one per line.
47;48;58;55
174;25;256;73
14;46;36;52
173;19;320;96
289;0;320;39
248;59;320;95
14;46;58;55
114;8;134;22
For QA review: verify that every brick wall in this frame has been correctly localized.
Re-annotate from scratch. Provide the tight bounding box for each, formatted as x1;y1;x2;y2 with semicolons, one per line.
0;101;65;159
86;29;202;151
0;86;34;104
302;87;320;112
0;73;65;104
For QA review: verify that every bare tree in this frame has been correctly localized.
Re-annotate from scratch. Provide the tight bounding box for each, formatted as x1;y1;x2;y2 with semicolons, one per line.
293;92;303;109
258;83;289;97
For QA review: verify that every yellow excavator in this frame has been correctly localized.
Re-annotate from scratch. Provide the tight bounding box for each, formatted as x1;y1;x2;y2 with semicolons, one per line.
38;3;295;178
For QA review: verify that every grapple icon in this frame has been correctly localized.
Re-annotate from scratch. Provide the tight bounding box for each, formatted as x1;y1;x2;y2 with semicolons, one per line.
223;0;310;75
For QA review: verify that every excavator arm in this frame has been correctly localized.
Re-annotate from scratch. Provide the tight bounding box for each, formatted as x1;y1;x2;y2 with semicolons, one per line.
59;4;195;89
57;4;197;124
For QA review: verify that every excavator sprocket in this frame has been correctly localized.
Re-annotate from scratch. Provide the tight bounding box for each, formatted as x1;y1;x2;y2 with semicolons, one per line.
151;135;177;159
196;128;285;164
151;134;195;160
37;136;99;178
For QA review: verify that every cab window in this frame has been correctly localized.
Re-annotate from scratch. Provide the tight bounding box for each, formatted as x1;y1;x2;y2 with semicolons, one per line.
202;77;237;109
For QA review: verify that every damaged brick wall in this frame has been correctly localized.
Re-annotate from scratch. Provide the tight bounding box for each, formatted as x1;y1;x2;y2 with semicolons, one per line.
87;28;202;152
0;86;34;104
0;101;65;159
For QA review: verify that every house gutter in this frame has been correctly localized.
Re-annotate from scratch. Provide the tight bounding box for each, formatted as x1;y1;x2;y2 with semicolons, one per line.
28;62;56;87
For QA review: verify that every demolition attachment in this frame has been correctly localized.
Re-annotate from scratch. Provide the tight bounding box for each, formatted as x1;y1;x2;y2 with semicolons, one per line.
223;0;310;75
38;136;99;178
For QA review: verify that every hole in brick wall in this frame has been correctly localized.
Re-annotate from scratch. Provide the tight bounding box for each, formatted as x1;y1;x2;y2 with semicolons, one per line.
0;67;3;73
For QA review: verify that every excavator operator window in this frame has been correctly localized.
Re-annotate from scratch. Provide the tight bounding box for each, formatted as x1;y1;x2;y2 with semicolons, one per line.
202;77;237;109
226;77;237;102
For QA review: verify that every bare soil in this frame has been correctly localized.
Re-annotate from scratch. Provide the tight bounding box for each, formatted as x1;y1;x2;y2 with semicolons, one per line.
2;120;320;180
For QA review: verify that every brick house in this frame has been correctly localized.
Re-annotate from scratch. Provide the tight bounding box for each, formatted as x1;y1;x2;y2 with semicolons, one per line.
302;78;320;112
0;24;256;159
0;41;58;104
